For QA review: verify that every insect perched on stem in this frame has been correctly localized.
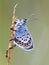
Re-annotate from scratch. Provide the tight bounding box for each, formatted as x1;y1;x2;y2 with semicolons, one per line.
5;3;34;65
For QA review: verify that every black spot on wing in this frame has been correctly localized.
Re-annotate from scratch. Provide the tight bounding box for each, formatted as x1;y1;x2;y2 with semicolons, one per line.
17;37;19;39
27;33;29;35
26;44;33;50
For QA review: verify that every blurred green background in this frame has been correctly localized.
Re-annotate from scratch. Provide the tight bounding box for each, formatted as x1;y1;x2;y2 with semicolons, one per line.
0;0;49;65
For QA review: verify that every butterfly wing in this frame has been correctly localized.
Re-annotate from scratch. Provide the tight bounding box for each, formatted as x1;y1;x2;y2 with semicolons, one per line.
13;19;34;51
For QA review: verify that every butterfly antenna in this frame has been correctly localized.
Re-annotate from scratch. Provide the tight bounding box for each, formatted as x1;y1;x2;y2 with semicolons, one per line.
27;13;35;22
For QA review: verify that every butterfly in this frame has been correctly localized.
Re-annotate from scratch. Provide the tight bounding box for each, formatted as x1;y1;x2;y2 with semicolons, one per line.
13;18;34;51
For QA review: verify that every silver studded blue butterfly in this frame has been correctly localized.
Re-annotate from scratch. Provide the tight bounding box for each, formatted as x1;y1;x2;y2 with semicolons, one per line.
13;18;34;51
